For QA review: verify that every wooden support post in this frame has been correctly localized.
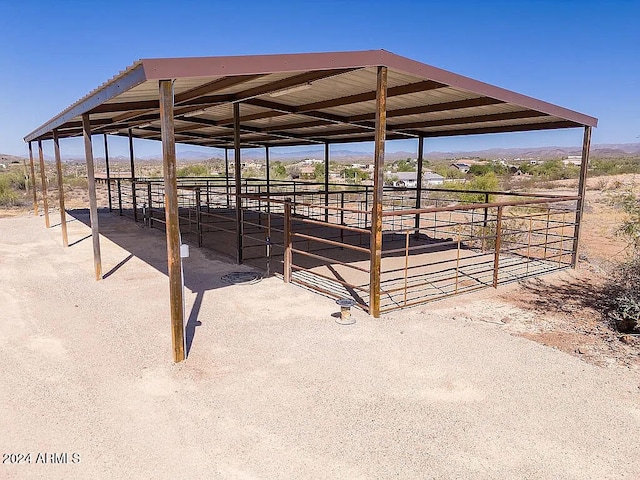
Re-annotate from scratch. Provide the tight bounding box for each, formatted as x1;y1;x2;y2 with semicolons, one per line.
37;140;50;228
82;114;102;281
283;198;292;283
53;130;68;247
571;126;592;268
128;129;137;222
369;66;387;318
233;102;243;264
414;135;424;238
493;206;503;288
159;79;185;364
104;134;113;212
324;142;330;223
28;142;38;215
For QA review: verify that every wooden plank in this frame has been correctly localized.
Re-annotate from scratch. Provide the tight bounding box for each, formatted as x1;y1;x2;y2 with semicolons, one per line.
82;114;102;280
159;79;185;363
53;130;68;247
37;140;50;228
571;126;592;268
28;142;38;215
369;66;387;318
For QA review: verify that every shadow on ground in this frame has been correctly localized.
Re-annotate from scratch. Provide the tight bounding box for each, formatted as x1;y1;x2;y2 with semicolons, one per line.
67;208;257;357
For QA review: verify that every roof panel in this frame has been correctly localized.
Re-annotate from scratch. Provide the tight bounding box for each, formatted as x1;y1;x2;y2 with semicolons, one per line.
24;49;597;145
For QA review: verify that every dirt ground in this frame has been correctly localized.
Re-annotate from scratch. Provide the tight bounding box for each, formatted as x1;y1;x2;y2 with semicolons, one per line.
1;201;640;479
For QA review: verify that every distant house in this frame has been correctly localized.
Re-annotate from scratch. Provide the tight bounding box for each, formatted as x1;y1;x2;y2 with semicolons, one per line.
450;162;470;173
423;171;445;185
563;155;582;166
391;171;445;188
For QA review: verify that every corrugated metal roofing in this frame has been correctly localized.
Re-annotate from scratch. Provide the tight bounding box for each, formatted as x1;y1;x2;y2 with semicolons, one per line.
24;50;597;147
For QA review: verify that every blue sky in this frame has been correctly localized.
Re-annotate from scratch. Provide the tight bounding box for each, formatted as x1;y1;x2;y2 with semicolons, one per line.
1;0;638;158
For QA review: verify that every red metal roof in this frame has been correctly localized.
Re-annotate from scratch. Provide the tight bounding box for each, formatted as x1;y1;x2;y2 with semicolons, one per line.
24;50;597;147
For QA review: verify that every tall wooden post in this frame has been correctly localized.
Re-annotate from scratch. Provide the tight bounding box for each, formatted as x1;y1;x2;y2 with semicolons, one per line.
324;142;330;223
28;142;38;215
414;135;424;238
104;134;113;212
571;126;592;268
82;114;102;281
233;102;243;264
53;130;68;247
369;66;387;318
37;140;50;228
159;79;185;363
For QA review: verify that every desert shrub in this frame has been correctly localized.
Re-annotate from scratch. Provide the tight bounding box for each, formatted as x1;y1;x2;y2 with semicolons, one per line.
176;164;209;177
65;177;88;189
601;255;640;332
601;190;640;332
0;171;26;207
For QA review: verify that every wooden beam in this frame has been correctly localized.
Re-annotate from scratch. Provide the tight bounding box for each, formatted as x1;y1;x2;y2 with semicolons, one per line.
82;114;102;281
37;140;50;228
53;131;68;247
571;126;592;268
369;66;387;319
234;102;243;264
28;142;38;215
159;79;185;363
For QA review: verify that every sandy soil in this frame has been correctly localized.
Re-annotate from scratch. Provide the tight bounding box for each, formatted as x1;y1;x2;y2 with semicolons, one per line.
1;209;639;479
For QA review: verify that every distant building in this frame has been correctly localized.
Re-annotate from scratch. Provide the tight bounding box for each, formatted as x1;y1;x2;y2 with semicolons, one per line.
563;155;582;166
450;162;470;173
391;171;444;188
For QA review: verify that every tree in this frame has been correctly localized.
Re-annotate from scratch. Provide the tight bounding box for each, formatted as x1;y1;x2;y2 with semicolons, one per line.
313;162;325;181
270;161;287;180
395;158;416;172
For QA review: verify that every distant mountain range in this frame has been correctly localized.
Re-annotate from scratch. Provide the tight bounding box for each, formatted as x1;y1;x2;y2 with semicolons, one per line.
3;143;640;164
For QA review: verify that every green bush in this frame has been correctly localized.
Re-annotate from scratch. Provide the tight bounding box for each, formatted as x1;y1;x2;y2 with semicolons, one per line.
601;190;640;332
0;171;26;207
176;164;209;177
602;255;640;332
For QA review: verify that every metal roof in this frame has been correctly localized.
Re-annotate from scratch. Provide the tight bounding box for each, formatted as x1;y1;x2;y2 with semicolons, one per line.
24;50;597;147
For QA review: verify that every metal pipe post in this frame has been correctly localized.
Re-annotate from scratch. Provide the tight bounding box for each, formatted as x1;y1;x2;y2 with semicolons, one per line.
233;103;243;264
324;142;329;222
104;134;113;212
284;198;292;283
493;206;503;288
571;126;592;268
414;135;424;238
